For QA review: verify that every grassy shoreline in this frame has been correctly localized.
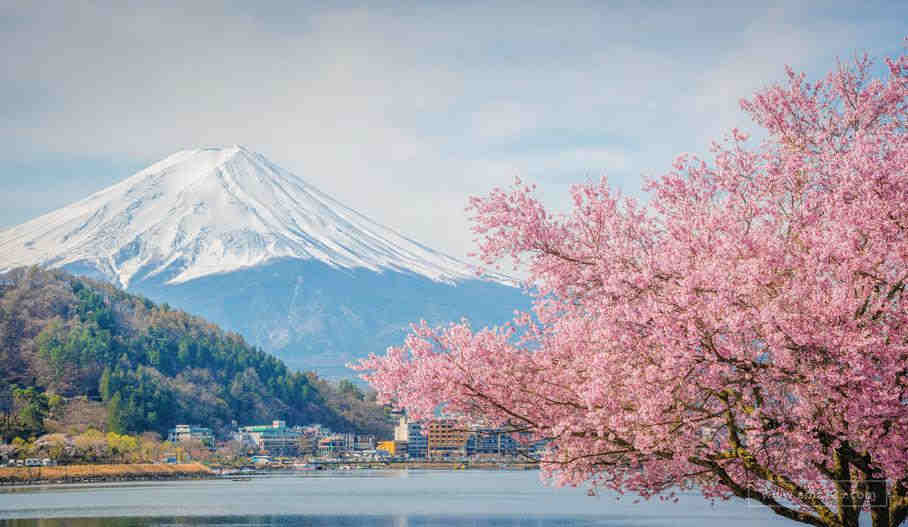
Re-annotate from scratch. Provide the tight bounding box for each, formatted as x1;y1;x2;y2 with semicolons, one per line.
0;463;213;485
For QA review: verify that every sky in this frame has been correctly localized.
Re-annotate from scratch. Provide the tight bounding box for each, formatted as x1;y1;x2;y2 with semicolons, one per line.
1;1;905;262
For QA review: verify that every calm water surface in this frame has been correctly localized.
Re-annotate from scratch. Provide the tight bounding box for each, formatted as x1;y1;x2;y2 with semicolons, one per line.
0;470;799;526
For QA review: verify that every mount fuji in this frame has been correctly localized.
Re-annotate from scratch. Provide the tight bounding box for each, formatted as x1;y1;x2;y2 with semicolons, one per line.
0;146;527;377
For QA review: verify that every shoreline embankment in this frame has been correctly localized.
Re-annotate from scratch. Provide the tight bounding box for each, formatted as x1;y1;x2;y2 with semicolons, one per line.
0;463;214;486
0;461;538;487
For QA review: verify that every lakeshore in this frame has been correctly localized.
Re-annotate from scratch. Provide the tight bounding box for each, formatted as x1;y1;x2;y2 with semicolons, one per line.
0;463;213;486
0;461;537;486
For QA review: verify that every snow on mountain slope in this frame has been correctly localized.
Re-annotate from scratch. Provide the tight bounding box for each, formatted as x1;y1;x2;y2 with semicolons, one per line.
0;146;486;287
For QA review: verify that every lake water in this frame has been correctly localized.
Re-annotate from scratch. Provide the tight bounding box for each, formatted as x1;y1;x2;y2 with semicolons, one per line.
0;469;799;526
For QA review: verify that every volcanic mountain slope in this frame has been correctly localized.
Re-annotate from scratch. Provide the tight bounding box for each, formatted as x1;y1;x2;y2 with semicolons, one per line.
0;146;526;376
0;145;486;287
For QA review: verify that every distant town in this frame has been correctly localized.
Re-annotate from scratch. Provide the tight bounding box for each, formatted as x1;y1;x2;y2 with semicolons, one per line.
166;411;545;466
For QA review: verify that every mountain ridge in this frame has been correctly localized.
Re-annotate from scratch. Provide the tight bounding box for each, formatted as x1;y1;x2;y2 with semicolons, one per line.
0;147;527;377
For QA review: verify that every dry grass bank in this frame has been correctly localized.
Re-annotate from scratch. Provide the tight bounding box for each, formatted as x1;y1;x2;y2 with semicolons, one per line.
0;463;213;484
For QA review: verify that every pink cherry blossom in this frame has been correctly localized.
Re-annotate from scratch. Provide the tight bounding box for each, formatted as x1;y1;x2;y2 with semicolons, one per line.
354;48;908;527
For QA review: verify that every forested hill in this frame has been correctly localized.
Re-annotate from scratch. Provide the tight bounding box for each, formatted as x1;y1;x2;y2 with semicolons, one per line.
0;267;390;439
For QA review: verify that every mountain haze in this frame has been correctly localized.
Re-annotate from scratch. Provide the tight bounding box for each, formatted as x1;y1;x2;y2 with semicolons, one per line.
0;147;526;376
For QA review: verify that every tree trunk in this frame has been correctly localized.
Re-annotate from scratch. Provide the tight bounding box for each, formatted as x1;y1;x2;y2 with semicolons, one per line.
869;479;890;527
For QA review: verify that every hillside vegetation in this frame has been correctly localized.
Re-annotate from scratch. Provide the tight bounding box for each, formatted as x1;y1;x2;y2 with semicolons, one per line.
0;267;391;441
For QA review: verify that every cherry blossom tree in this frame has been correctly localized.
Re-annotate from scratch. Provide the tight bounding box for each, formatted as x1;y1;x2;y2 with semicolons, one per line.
355;50;908;527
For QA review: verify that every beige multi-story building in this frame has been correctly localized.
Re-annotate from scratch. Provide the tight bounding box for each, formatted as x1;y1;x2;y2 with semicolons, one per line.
393;414;411;441
426;419;470;459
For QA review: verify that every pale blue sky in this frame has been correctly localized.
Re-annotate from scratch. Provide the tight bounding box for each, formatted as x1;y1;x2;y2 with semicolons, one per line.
1;1;905;260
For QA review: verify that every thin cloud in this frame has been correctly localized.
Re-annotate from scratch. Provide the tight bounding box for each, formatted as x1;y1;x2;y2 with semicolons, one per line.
1;1;905;261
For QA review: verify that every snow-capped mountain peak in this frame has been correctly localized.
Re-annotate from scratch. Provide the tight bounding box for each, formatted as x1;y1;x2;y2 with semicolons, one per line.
0;146;484;286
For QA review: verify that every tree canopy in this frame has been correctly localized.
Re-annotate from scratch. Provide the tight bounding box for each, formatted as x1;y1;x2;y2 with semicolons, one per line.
0;267;392;439
357;49;908;527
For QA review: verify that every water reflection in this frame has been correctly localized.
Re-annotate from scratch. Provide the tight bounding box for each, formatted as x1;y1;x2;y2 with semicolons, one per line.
0;471;797;526
3;516;611;527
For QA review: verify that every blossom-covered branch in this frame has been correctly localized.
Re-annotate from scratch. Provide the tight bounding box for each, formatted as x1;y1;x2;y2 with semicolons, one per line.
354;47;908;527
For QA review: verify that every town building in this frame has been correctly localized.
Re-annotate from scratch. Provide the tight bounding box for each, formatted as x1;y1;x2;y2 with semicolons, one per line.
298;432;318;456
167;424;214;446
318;434;347;457
341;432;356;452
523;438;549;459
377;440;396;456
425;419;471;459
237;420;301;456
299;423;331;437
394;414;426;458
394;414;472;459
377;440;408;457
468;428;520;457
354;434;376;451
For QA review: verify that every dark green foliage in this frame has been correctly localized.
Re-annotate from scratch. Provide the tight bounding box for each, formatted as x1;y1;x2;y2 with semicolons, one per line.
36;318;115;383
72;281;117;332
0;267;392;437
106;391;124;434
100;366;175;434
0;384;49;441
338;379;365;401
